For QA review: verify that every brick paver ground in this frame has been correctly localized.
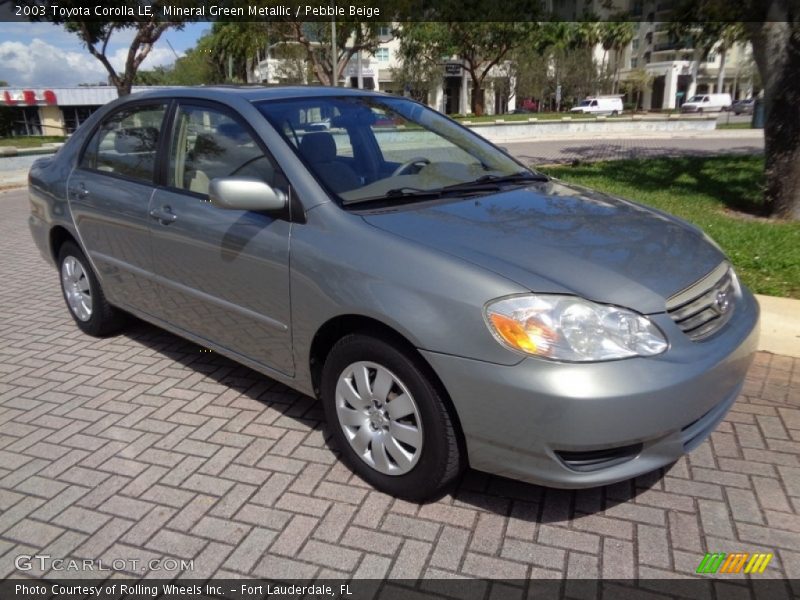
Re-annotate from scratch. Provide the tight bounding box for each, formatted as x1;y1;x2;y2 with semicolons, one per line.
1;187;798;584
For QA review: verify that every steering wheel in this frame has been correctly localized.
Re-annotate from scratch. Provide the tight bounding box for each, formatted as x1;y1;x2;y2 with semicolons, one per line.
391;157;431;177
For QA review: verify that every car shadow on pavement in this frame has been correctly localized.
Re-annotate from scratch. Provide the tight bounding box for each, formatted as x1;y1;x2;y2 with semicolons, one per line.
123;317;668;523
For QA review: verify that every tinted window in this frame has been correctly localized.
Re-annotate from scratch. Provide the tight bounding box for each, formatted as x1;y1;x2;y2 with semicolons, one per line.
80;104;166;183
168;104;283;196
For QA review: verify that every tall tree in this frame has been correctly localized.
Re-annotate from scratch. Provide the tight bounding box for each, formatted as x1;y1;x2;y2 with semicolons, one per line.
715;23;746;93
607;22;637;94
621;68;653;111
19;0;183;96
396;22;534;115
508;23;600;112
134;42;217;86
206;22;271;83
672;1;800;220
274;22;387;87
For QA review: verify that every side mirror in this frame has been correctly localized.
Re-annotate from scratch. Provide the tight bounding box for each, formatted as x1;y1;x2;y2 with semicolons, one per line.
208;177;287;213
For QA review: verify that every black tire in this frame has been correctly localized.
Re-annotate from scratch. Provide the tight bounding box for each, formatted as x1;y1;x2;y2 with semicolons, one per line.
611;110;619;116
320;334;464;502
58;241;125;337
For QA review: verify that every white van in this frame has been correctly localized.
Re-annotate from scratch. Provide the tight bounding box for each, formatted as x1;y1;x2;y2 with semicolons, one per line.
569;96;624;116
680;93;732;113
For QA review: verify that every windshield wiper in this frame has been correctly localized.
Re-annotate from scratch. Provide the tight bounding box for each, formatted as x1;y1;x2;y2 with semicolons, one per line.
342;172;548;207
342;187;450;206
442;171;549;191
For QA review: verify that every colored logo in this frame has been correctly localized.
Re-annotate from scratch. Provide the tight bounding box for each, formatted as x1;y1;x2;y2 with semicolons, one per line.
696;552;772;574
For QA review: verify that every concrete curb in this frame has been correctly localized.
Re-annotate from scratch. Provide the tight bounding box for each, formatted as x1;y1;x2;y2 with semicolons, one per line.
0;144;63;158
755;295;800;358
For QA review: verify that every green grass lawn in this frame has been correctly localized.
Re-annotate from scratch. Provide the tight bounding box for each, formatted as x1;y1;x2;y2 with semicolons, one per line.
542;156;800;299
0;136;65;148
717;122;754;130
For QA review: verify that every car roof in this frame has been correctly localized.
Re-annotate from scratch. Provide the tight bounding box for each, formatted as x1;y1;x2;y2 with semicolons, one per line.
124;85;390;104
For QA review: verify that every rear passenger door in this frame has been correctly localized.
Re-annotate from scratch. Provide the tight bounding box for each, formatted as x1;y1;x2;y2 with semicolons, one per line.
68;102;167;317
149;101;294;375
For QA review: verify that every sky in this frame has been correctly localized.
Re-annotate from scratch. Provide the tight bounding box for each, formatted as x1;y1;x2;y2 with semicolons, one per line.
0;21;209;88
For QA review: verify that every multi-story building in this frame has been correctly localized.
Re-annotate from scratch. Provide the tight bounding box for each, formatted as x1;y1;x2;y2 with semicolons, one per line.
609;2;756;110
551;1;756;110
250;26;513;116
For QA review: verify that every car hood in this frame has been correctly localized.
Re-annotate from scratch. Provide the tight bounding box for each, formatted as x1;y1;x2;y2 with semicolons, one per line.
360;180;725;314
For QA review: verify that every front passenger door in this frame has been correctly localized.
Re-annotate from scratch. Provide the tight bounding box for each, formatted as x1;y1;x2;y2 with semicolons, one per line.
149;102;294;375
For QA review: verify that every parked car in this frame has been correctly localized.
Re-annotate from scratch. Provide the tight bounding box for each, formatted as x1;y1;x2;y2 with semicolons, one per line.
732;98;755;115
680;93;733;113
28;87;759;501
569;96;624;116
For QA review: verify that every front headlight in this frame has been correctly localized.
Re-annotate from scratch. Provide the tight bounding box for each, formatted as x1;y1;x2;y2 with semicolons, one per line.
484;295;668;362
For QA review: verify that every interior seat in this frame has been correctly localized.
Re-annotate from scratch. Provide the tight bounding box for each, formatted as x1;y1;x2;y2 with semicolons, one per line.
297;132;361;194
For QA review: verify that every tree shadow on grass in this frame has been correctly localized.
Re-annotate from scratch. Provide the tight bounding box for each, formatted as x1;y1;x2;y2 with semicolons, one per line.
539;153;767;217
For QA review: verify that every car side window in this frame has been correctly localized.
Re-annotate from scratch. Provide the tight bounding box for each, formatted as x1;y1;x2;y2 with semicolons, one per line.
168;104;285;196
80;104;167;183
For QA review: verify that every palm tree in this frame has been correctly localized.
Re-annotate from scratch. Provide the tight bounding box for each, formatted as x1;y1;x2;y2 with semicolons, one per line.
207;22;273;83
715;24;746;93
599;22;636;94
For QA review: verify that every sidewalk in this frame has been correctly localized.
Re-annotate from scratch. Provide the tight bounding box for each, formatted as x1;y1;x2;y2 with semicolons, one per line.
756;295;800;358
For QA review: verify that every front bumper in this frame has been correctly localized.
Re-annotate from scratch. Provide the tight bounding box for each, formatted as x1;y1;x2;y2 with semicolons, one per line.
421;287;760;488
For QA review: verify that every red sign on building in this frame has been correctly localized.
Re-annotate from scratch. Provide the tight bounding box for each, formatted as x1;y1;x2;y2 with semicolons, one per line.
1;89;58;106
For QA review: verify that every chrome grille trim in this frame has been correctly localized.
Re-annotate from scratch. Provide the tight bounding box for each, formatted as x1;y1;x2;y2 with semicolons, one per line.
666;262;736;341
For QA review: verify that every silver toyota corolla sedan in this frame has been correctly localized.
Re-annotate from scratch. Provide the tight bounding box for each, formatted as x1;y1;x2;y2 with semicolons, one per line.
28;87;759;501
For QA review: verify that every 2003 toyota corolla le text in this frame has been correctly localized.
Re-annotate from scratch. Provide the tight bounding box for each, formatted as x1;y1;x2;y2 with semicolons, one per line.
28;87;759;501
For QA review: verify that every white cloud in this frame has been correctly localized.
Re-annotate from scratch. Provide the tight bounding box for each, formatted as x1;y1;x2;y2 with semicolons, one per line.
0;36;181;88
109;46;182;73
0;38;106;87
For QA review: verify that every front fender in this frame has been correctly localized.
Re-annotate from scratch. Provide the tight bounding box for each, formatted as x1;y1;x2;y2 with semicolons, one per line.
289;203;528;393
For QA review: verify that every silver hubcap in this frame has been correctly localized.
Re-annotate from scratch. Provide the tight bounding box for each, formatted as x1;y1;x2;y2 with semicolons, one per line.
335;361;423;476
61;256;92;322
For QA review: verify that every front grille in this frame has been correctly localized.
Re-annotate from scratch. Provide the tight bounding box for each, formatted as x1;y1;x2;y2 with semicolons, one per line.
666;262;736;341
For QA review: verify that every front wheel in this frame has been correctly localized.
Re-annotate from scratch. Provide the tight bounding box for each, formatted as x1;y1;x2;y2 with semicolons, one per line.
321;334;464;502
58;241;125;337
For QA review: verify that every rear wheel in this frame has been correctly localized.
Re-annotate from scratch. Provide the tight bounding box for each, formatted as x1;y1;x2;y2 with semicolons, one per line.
321;334;464;502
58;241;125;337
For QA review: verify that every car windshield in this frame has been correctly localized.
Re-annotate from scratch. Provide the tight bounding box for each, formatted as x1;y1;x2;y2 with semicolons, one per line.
255;95;536;206
687;96;706;103
577;100;592;107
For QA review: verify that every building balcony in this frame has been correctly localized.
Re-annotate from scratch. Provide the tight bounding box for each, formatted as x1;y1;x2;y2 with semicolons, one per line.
653;41;689;52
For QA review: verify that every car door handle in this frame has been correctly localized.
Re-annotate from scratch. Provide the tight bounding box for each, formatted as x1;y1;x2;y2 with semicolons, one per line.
68;183;90;199
149;206;177;225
